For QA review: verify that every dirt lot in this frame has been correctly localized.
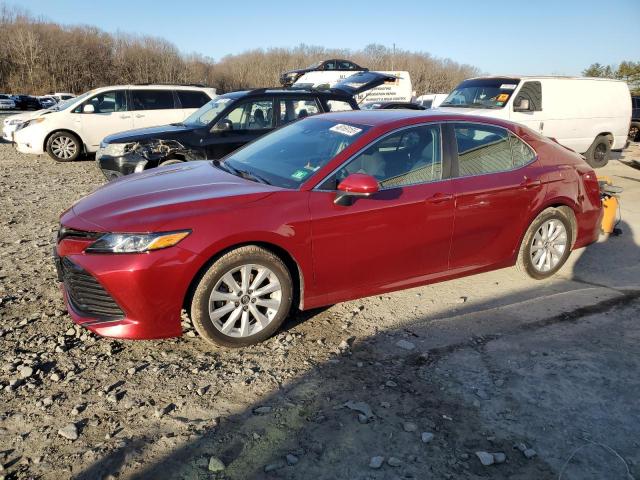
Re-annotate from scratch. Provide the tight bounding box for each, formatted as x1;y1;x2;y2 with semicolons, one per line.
1;127;640;480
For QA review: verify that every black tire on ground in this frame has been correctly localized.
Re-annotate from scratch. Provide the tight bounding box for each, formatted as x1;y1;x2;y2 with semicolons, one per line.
45;131;81;162
159;159;184;167
516;208;574;280
629;122;640;143
190;245;293;348
584;135;611;168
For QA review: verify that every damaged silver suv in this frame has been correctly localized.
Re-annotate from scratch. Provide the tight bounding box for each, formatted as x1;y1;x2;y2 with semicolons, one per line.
96;72;396;180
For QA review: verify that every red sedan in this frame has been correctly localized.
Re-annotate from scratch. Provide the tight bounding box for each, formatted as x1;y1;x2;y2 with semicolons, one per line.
55;111;603;347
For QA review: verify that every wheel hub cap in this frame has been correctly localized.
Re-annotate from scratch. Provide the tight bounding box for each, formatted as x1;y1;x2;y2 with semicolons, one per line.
530;219;568;273
208;264;282;338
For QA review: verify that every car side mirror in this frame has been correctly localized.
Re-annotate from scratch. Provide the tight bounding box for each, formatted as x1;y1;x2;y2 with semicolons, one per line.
213;118;233;132
83;104;95;114
513;98;530;112
335;173;379;205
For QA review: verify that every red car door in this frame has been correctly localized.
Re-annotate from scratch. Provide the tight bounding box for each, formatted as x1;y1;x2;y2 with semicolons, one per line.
308;123;455;305
448;122;545;273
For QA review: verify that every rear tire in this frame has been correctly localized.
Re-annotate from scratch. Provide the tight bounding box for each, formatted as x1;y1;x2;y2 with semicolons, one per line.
190;246;293;348
584;135;610;168
46;131;81;162
629;122;640;143
517;208;573;280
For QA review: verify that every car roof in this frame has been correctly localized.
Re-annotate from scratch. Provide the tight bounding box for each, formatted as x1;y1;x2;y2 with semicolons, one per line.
316;109;521;130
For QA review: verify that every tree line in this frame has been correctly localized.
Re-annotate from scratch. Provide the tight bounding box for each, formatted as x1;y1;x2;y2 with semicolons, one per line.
0;5;479;96
583;61;640;94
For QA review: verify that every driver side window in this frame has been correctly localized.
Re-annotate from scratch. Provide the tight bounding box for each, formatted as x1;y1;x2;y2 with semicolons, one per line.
77;90;127;113
321;124;442;190
220;100;274;130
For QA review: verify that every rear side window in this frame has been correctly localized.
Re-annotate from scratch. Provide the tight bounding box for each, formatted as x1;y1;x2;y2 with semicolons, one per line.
510;134;536;167
279;98;321;125
131;90;175;110
177;90;210;109
325;99;353;112
454;124;513;176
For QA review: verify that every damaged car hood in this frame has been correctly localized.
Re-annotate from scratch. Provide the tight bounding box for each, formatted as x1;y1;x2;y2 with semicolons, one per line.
63;161;279;232
102;123;197;144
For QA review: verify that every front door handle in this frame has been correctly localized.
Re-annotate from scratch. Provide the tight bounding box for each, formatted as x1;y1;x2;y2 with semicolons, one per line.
427;193;454;204
119;115;131;119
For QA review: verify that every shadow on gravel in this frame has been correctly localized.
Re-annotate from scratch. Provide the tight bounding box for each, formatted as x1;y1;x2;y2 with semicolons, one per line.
76;223;640;480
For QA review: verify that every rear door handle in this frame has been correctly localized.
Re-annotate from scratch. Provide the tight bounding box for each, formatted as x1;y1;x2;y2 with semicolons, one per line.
427;193;454;204
135;114;145;118
521;178;542;189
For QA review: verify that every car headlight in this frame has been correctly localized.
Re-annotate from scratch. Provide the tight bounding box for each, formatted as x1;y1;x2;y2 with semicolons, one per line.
99;142;131;156
16;117;45;131
85;230;191;254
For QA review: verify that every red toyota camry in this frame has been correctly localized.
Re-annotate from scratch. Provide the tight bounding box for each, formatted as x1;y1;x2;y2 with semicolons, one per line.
55;110;603;347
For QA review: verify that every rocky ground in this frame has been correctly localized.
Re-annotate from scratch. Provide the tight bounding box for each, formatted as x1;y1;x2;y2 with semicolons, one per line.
1;128;640;479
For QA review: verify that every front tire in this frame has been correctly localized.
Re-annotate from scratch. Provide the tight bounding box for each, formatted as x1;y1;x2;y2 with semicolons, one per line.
46;131;81;162
584;135;610;168
190;246;293;347
517;208;573;280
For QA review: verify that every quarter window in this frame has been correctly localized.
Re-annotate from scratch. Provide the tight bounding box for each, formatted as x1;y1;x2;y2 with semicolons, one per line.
325;99;353;112
325;125;442;190
454;124;513;176
131;90;175;110
279;98;320;125
510;133;536;167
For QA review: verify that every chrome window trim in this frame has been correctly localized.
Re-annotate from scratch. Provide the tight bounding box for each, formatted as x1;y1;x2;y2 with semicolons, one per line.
312;123;446;193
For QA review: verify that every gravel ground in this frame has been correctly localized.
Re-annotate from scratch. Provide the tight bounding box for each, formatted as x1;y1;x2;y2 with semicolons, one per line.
1;130;640;480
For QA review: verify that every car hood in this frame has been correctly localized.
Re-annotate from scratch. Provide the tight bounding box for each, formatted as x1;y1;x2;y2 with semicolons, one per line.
62;161;279;232
103;123;196;144
3;110;47;124
282;68;310;76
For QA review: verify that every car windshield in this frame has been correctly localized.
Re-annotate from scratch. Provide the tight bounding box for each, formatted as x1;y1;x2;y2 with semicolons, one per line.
53;92;89;111
307;61;322;69
440;78;520;109
218;117;370;189
183;96;231;127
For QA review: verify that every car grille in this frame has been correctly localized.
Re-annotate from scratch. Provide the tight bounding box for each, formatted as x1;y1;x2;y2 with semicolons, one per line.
61;258;124;319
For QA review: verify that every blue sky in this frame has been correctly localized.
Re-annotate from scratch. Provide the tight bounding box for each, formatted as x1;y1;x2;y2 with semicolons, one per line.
17;0;640;75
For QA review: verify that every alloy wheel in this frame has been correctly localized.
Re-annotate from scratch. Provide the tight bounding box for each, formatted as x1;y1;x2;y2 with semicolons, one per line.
593;143;608;162
51;136;77;159
530;219;568;272
208;264;282;338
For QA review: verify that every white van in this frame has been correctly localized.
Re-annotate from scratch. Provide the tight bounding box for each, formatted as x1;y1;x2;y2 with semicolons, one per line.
12;84;216;161
295;71;413;104
416;93;448;109
438;76;631;167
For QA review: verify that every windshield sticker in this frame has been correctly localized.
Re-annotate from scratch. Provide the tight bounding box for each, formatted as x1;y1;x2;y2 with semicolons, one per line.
330;124;363;137
500;84;517;90
343;82;366;89
291;169;310;181
497;93;510;102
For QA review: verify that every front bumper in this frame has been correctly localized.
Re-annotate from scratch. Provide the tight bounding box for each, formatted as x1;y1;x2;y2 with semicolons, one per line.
2;124;17;142
54;240;202;340
96;149;146;181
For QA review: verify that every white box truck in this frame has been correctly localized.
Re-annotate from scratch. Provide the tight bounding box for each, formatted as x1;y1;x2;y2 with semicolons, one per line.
438;76;632;167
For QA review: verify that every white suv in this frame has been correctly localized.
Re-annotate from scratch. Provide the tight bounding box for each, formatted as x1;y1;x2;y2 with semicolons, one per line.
12;84;216;161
